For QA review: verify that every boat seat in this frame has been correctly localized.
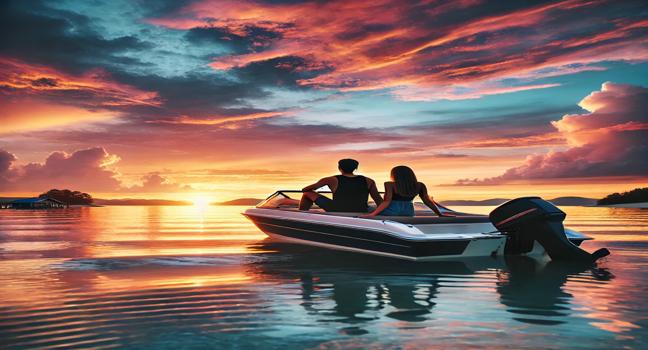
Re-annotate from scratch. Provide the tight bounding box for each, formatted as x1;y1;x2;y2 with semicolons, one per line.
274;207;490;224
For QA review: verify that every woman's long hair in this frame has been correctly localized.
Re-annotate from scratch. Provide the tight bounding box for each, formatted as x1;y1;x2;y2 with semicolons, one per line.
390;165;418;197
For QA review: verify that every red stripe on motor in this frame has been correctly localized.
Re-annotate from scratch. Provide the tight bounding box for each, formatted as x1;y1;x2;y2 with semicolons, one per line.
496;208;537;227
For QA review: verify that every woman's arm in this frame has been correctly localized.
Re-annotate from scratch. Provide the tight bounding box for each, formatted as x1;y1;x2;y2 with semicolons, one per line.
419;183;447;217
362;182;393;217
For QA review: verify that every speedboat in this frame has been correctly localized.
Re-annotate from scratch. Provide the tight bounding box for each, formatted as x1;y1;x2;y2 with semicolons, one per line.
243;191;609;262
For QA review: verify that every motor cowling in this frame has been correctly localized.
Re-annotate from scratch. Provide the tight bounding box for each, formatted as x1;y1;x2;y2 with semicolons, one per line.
489;197;609;262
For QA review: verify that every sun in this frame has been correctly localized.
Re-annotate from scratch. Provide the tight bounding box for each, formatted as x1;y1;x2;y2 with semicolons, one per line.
191;195;212;209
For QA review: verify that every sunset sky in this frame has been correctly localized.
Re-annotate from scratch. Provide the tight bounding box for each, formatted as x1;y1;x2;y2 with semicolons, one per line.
1;0;647;201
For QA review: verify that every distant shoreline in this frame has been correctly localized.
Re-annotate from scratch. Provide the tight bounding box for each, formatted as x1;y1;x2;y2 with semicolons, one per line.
6;197;645;208
93;199;192;206
597;202;648;208
216;196;600;207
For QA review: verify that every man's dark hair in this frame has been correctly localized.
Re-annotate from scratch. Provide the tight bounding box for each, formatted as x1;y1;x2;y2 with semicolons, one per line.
338;158;359;173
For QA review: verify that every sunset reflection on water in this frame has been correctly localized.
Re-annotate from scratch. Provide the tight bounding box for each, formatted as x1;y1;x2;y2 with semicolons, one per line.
0;205;647;349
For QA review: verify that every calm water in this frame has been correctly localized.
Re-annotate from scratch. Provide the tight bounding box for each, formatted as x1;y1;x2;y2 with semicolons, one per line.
1;205;647;349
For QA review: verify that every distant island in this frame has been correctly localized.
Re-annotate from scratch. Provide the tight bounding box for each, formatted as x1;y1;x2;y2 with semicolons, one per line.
40;189;96;206
549;196;598;206
94;198;192;206
218;198;263;206
0;188;99;209
598;187;648;208
440;197;596;206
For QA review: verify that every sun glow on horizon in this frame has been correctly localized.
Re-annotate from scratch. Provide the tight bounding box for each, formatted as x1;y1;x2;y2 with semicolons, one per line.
191;195;212;209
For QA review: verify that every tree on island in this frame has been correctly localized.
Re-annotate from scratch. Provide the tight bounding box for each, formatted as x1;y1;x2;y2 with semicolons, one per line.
598;187;648;205
39;189;93;205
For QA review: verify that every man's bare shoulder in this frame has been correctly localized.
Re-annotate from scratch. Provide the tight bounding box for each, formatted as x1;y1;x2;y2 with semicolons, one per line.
318;176;338;185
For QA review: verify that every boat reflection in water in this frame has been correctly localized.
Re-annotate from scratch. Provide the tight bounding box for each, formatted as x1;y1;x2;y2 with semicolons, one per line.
247;241;614;330
497;256;613;325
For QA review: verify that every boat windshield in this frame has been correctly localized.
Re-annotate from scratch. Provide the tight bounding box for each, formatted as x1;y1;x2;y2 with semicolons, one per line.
256;191;291;208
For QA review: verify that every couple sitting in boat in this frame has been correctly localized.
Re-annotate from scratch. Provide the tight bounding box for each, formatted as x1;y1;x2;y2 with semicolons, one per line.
299;158;451;217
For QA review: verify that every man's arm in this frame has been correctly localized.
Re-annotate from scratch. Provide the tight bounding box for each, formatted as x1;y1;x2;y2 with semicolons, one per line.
302;177;334;192
362;182;392;217
367;178;383;206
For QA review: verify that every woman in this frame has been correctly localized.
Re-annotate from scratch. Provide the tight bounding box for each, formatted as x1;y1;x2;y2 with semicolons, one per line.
363;165;448;217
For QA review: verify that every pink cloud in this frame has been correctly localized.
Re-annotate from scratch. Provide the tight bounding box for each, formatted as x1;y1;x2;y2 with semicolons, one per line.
149;111;294;126
124;173;192;193
0;147;197;194
0;147;121;192
456;82;648;185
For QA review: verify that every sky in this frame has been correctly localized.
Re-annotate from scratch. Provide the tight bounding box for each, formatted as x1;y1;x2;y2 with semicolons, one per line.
1;0;647;201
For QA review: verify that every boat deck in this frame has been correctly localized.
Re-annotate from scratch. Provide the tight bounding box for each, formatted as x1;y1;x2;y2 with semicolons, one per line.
273;207;491;225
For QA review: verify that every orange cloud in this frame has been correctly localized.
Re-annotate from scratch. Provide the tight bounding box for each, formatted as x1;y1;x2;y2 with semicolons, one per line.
149;0;648;99
0;100;117;134
151;111;293;126
0;58;160;107
450;133;565;148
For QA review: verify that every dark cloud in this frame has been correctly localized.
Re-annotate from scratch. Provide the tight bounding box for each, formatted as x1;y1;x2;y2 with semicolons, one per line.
110;71;269;117
143;0;197;17
232;55;333;87
422;106;577;131
0;0;273;124
30;77;59;87
186;24;287;53
335;23;395;42
0;0;150;75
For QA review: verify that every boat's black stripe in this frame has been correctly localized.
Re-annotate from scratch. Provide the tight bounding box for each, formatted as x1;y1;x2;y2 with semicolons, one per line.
259;221;411;248
250;216;469;257
250;215;444;245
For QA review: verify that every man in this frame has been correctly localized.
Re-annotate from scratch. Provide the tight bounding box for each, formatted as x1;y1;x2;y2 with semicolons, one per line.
299;159;383;212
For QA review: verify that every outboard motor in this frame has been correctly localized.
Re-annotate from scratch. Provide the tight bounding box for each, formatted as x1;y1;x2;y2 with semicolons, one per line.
490;197;609;262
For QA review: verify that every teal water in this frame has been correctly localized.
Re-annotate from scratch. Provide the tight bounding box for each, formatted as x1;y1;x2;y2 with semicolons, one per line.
0;205;647;349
